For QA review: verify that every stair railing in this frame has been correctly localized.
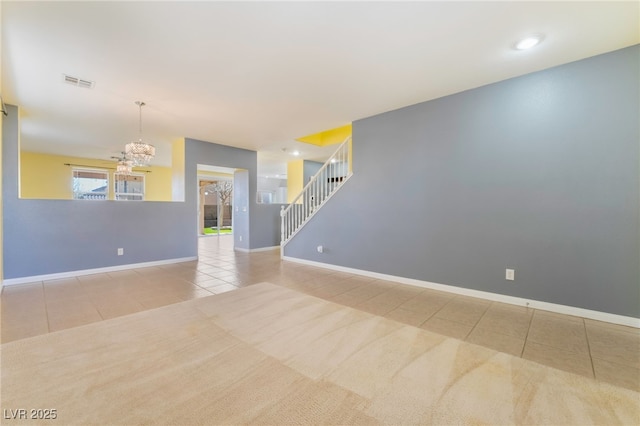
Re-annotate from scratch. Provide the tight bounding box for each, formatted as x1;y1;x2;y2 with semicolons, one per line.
281;136;352;246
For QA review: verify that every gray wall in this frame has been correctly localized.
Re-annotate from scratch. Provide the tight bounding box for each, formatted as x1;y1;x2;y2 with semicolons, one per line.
232;170;250;250
185;138;281;251
2;104;194;278
2;116;281;279
304;160;323;183
284;46;639;318
185;138;256;251
253;203;286;249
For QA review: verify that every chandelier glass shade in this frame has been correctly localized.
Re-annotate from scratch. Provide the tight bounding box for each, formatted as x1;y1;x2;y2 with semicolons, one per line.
125;101;155;167
125;139;155;166
116;158;133;174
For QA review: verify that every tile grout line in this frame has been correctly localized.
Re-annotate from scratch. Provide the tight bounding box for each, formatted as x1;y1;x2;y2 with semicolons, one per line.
80;273;107;323
520;306;536;358
462;301;492;341
415;296;456;329
519;336;596;379
41;281;52;334
582;317;597;379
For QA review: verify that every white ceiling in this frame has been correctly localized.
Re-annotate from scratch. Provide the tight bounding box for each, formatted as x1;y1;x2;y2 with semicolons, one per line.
2;1;638;177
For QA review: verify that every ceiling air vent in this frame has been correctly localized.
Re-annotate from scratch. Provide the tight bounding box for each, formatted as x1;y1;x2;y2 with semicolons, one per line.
63;74;95;89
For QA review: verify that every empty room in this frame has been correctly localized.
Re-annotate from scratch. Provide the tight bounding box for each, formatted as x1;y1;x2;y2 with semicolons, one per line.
1;1;638;425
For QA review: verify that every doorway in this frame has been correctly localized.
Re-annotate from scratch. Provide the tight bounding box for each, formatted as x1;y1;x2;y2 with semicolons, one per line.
197;165;235;237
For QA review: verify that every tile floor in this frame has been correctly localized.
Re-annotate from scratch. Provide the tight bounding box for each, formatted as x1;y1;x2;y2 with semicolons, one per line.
2;235;638;392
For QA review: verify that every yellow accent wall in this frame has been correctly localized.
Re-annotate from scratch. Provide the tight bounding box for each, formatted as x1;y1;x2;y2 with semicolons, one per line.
297;124;352;146
144;166;173;201
287;159;304;203
20;151;173;201
197;170;234;180
20;151;75;199
171;138;185;202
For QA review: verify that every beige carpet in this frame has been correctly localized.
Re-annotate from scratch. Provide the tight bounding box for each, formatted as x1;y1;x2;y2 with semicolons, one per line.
1;282;638;425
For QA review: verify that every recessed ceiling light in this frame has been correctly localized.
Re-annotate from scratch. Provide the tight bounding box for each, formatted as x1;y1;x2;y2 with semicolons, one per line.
514;34;544;50
292;150;300;156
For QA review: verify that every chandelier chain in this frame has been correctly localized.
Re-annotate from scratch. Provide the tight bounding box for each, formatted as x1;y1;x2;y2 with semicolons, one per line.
136;101;146;138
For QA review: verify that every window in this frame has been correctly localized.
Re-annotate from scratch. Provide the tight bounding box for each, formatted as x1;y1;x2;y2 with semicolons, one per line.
114;173;144;201
72;168;108;200
257;190;273;204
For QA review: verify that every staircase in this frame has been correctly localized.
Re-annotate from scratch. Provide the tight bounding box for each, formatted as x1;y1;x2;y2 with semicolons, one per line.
280;137;352;247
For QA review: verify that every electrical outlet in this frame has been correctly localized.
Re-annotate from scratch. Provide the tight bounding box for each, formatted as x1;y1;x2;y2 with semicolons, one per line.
117;248;124;256
505;268;515;281
239;236;243;242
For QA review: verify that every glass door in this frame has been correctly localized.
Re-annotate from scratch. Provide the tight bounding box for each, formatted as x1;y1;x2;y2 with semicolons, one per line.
199;179;233;236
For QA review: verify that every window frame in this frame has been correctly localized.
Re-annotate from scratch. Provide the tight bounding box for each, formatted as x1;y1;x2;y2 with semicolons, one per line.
114;172;145;201
71;167;109;200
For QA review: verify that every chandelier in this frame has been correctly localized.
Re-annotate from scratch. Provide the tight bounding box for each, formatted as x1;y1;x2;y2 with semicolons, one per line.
112;152;133;175
125;101;155;166
116;159;133;174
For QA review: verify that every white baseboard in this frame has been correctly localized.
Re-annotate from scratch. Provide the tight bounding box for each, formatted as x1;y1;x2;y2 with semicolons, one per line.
235;246;280;253
282;256;640;329
2;257;198;286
